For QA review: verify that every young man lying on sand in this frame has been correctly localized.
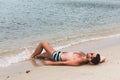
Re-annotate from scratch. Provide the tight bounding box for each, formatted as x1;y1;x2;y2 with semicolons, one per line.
29;41;105;66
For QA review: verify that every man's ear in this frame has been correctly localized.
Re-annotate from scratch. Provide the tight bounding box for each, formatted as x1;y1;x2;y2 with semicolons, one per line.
100;56;106;63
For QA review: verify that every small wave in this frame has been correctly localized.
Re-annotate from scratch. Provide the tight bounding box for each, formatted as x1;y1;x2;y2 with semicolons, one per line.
55;33;120;50
0;51;30;67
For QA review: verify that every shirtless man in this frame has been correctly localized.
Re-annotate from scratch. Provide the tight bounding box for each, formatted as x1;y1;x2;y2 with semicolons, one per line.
30;41;105;66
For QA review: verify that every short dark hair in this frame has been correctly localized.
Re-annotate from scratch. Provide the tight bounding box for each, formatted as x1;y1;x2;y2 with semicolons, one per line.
91;54;100;65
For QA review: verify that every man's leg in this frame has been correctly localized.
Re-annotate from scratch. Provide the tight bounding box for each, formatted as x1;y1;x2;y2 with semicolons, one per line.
31;41;55;58
36;52;51;59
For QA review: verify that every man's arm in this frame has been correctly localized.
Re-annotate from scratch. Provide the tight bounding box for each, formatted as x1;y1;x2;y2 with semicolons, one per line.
43;60;80;66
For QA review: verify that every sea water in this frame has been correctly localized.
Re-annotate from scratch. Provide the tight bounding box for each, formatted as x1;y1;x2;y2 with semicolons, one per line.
0;0;120;67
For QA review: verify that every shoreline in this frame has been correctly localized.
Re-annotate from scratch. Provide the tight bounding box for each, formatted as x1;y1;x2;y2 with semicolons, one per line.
0;35;120;80
1;33;120;68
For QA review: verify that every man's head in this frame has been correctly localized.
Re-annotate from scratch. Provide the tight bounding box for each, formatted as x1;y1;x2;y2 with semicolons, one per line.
87;53;100;65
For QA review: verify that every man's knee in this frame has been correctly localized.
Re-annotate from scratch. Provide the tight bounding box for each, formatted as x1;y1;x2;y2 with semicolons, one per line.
40;41;47;45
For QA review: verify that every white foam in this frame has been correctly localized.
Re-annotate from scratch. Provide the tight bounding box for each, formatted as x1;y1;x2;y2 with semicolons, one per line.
0;51;30;67
55;33;120;50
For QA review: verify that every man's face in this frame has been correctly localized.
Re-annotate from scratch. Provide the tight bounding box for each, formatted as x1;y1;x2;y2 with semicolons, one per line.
87;53;97;64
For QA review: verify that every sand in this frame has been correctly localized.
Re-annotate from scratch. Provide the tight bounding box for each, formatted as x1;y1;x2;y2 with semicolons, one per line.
0;36;120;80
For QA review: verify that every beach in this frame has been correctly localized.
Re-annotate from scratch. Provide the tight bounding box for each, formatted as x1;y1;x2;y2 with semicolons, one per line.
1;0;120;80
1;0;120;67
0;36;120;80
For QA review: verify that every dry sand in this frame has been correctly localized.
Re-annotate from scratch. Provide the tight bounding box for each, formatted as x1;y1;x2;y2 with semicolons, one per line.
0;36;120;80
